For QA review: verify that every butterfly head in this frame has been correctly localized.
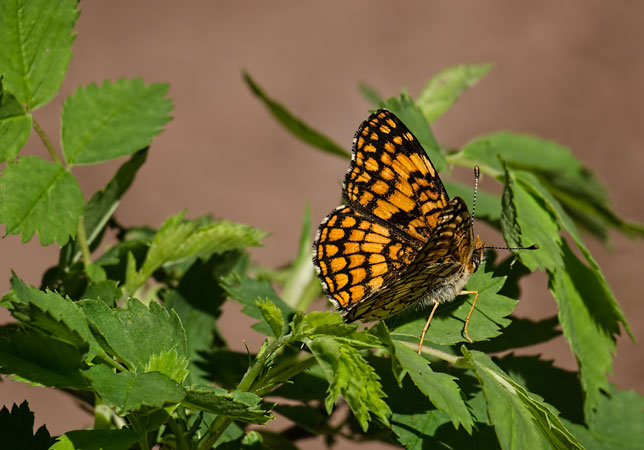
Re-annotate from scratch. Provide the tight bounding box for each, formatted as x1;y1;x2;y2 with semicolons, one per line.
472;235;486;272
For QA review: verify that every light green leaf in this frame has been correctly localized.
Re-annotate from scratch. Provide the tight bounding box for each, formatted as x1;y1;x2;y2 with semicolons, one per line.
464;348;584;450
416;64;492;122
0;0;78;109
50;430;139;450
358;81;384;106
389;259;517;346
255;299;284;338
291;311;382;348
244;72;350;159
0;85;32;162
183;385;273;424
393;342;473;432
145;348;189;385
0;327;87;389
83;365;184;414
280;205;315;309
77;298;188;373
0;156;83;246
382;94;446;171
308;336;390;432
61;78;172;165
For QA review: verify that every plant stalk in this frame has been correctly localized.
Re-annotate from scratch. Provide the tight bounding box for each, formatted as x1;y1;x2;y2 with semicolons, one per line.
32;118;63;165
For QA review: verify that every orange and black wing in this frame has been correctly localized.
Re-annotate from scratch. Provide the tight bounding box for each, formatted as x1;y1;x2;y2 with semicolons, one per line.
344;197;474;322
343;109;450;244
313;205;416;313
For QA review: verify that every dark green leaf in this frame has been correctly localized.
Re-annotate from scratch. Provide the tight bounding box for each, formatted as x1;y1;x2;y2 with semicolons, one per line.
81;280;122;307
381;94;446;171
0;86;32;162
222;273;296;336
0;401;52;450
50;429;139;450
183;385;273;424
416;64;492;122
62;79;172;165
0;327;87;389
393;341;473;432
83;365;184;414
389;259;517;346
0;0;79;108
308;336;390;432
243;72;349;158
0;156;84;246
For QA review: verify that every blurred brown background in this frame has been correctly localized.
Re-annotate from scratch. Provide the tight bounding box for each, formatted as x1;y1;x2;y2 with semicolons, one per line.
1;1;643;447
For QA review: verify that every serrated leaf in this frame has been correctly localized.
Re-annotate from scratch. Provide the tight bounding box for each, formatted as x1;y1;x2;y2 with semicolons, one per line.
146;348;189;385
0;85;32;162
393;341;473;432
308;336;390;432
381;94;446;171
222;273;296;336
81;280;122;307
0;401;52;450
389;259;517;346
77;298;188;373
256;299;284;338
563;386;644;450
244;72;349;159
290;311;382;348
0;156;84;245
50;429;139;450
416;64;492;122
8;274;106;359
61;78;172;165
63;149;148;266
464;348;584;450
0;0;78;109
183;385;273;424
0;327;87;389
83;365;184;414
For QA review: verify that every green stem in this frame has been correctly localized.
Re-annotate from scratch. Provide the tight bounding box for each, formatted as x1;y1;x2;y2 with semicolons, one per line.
255;355;317;397
167;416;189;450
32;118;63;165
77;216;92;269
128;415;150;450
402;341;471;368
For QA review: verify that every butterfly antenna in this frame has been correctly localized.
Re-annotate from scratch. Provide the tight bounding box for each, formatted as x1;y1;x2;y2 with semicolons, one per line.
471;166;480;228
484;244;539;251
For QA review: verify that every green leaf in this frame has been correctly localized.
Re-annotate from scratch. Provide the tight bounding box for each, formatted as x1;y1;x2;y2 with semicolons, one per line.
63;149;148;266
145;347;189;385
126;212;265;295
443;180;501;227
290;311;382;348
393;341;473;432
8;274;105;358
308;336;391;432
81;280;122;307
83;365;184;414
473;316;561;354
563;386;644;450
183;385;274;424
0;0;79;109
280;205;316;310
77;298;188;374
61;78;172;165
256;299;285;338
243;72;350;158
389;259;517;346
358;81;384;106
0;327;87;389
0;84;32;162
416;64;492;122
222;273;296;336
381;94;446;171
0;401;52;450
50;430;139;450
464;348;584;450
0;156;84;246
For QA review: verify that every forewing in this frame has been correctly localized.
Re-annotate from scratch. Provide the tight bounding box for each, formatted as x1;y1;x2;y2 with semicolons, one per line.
344;109;450;243
313;205;417;312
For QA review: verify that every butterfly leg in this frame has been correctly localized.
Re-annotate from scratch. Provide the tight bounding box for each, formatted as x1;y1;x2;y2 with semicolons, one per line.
460;290;480;343
418;301;440;355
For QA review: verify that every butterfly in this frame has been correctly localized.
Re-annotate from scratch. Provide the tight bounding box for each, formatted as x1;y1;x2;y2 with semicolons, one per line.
313;109;490;353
